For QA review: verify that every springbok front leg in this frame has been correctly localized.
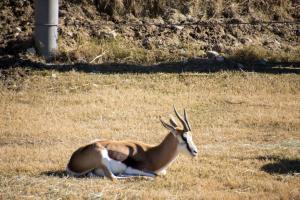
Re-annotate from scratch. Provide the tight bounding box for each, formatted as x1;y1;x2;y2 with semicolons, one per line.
124;167;156;177
156;169;167;176
97;149;126;180
93;166;155;180
93;168;155;180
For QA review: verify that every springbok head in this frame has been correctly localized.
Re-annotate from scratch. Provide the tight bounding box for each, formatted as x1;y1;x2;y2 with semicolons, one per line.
160;107;198;157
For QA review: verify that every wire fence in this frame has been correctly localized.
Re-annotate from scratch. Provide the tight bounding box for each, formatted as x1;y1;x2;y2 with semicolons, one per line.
111;20;300;26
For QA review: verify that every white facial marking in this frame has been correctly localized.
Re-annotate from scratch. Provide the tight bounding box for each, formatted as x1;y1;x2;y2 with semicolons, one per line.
177;132;198;157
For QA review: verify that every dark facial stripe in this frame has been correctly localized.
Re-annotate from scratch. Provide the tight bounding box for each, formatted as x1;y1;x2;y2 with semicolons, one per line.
181;134;187;142
181;134;193;153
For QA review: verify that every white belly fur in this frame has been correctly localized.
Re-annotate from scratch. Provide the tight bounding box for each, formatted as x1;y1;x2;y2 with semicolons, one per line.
101;149;155;177
101;149;127;174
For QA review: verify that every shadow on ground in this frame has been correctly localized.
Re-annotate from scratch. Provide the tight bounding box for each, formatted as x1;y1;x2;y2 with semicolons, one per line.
40;170;154;181
0;56;299;74
41;170;68;178
260;158;300;175
0;38;33;56
41;170;97;179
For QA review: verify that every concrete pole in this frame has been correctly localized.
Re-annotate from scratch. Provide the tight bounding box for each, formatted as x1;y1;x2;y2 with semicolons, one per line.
34;0;59;58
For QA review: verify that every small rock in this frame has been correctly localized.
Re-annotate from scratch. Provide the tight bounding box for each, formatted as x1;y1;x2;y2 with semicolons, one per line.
172;25;184;31
179;49;186;54
186;15;195;22
96;29;117;39
156;39;163;46
274;40;281;47
109;30;117;38
16;27;21;32
206;50;220;58
206;51;225;62
66;31;73;37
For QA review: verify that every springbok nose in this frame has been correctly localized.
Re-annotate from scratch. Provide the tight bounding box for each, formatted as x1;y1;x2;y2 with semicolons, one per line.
192;149;198;156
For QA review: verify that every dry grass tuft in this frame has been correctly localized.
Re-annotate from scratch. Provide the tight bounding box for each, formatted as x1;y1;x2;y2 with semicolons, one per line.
90;0;297;20
56;35;205;64
0;69;299;199
56;34;300;65
229;45;300;63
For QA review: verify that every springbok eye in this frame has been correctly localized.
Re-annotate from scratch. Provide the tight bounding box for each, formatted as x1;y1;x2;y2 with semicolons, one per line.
181;134;187;142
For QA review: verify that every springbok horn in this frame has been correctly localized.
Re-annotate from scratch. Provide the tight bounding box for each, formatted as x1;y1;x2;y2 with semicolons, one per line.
173;106;189;131
184;109;191;131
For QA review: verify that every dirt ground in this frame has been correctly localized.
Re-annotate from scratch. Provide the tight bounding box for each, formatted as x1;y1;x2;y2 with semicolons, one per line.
0;0;299;64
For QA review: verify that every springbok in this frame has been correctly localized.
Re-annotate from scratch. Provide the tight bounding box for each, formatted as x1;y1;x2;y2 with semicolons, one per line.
66;107;198;180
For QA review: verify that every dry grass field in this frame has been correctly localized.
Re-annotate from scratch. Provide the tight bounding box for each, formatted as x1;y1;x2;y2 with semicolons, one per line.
0;68;299;199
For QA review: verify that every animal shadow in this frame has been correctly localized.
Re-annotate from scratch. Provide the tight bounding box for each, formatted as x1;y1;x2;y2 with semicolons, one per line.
40;170;155;181
41;170;68;178
260;158;300;175
41;170;97;179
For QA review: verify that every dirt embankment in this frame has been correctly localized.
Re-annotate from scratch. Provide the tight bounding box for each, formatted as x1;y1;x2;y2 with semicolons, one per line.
0;0;299;64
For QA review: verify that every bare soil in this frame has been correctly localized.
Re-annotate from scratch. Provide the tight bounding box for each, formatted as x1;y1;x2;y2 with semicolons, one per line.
0;0;299;65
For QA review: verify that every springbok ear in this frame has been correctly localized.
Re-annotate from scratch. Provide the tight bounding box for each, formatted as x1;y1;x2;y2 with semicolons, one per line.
169;115;178;127
160;118;176;135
